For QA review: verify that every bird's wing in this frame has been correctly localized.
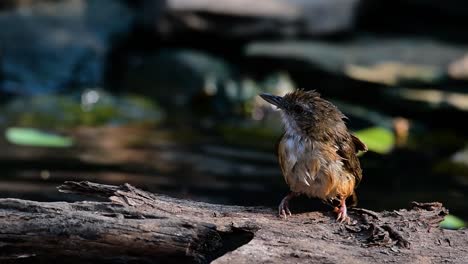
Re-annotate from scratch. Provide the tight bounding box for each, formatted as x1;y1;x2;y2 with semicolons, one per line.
277;134;292;185
337;134;366;187
274;132;285;158
299;157;321;187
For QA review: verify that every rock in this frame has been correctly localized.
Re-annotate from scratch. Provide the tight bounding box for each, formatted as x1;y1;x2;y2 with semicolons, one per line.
121;48;235;111
120;49;300;120
137;0;359;37
123;49;232;98
0;0;133;95
246;37;467;85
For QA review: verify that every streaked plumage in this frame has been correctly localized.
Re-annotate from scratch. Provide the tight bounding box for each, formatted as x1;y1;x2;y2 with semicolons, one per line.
260;90;367;222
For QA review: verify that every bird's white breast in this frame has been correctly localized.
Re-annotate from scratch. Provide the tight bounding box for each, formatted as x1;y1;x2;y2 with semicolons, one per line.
279;135;353;200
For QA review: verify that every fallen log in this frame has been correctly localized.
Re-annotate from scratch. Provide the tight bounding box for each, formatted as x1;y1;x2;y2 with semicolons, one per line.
0;181;466;263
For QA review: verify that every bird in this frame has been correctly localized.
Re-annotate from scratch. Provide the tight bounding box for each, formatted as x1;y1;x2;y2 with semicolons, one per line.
259;90;367;223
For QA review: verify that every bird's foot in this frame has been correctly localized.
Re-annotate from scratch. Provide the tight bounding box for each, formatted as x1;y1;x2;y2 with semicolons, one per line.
278;197;292;218
278;193;295;218
334;203;351;224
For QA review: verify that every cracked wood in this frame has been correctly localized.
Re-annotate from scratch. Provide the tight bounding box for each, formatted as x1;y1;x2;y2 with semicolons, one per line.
0;181;466;264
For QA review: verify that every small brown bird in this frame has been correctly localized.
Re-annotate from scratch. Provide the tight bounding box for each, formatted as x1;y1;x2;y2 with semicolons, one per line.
260;90;367;223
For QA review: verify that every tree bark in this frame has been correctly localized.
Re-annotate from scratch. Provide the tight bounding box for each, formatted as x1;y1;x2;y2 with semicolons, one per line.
0;181;466;264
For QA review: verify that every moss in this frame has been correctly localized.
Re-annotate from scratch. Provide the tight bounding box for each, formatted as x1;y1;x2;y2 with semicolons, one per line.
2;91;164;129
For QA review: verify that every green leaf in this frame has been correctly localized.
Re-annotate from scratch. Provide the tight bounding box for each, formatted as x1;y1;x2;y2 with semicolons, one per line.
440;214;466;230
354;127;394;154
5;127;73;148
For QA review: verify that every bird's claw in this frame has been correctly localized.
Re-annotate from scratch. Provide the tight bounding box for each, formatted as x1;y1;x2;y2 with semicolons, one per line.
278;195;293;218
335;204;351;224
336;211;351;224
279;206;292;218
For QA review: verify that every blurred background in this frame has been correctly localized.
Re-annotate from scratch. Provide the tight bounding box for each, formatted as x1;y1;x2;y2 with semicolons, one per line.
0;0;466;228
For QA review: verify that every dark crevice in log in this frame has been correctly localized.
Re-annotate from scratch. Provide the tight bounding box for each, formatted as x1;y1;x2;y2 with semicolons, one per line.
206;227;255;263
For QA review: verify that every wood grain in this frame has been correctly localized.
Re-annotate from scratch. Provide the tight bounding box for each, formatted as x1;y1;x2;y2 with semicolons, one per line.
0;181;466;263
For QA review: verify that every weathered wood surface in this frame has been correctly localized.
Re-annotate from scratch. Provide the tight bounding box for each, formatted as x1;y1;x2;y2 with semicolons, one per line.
0;181;466;264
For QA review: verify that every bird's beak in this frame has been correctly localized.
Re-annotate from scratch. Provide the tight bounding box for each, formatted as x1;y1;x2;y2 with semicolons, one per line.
259;93;284;109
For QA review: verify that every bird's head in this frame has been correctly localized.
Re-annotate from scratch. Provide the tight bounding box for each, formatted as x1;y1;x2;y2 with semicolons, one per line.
260;90;346;137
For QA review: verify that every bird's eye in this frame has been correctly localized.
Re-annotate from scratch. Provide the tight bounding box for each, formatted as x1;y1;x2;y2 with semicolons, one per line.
292;105;304;114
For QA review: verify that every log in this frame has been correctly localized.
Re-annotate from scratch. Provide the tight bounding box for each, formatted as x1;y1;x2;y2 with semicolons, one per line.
0;181;467;263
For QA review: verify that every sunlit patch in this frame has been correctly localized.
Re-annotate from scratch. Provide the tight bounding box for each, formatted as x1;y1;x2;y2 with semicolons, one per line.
40;170;51;180
345;62;441;85
81;89;100;112
389;88;468;111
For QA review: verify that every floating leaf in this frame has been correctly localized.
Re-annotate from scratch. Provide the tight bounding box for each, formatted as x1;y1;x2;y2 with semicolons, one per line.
440;214;466;230
354;127;394;154
5;127;73;148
